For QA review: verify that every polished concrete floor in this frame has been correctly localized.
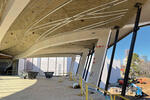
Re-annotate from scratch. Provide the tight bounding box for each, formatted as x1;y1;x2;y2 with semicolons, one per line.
0;76;105;100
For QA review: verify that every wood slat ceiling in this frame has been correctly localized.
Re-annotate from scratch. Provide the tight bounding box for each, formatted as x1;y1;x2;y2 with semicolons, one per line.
0;0;146;56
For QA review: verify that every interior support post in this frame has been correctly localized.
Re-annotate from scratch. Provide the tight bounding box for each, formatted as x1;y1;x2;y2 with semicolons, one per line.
104;27;120;95
85;46;95;81
121;3;142;96
97;32;112;88
82;50;91;79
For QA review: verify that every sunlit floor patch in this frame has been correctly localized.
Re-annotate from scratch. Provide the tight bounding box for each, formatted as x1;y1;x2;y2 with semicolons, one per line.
0;76;106;100
0;76;37;99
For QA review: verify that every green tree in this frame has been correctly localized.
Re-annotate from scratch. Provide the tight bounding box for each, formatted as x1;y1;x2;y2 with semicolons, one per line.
130;53;141;78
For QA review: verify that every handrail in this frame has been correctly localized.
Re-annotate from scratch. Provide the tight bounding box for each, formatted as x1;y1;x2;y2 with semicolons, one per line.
85;82;113;100
68;72;129;100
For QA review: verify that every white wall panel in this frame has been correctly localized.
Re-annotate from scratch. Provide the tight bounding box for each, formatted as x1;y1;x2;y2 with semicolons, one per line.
18;59;25;75
63;57;68;75
18;57;75;76
26;58;33;71
56;57;63;76
41;57;48;72
32;58;38;72
48;57;56;72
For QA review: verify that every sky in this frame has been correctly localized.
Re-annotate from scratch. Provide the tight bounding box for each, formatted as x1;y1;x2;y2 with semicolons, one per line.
106;25;150;63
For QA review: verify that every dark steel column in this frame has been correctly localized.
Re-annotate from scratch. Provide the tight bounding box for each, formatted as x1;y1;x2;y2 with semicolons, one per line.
84;54;92;80
82;50;91;79
85;47;95;81
104;27;120;95
76;54;82;75
97;54;107;87
121;3;142;96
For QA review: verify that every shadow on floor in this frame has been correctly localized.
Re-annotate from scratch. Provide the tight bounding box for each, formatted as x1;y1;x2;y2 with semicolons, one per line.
0;77;83;100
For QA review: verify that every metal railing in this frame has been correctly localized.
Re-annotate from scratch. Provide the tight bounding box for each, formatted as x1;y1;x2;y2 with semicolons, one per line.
68;72;129;100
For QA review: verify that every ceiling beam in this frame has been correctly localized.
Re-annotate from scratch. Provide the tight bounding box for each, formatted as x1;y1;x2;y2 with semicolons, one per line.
15;29;110;58
30;47;88;57
0;0;30;44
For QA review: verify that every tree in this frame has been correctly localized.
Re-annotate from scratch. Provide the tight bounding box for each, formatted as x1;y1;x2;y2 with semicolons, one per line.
137;61;150;77
123;52;150;78
130;53;141;78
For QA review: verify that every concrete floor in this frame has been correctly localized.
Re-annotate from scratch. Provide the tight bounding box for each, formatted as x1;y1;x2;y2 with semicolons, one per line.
0;76;105;100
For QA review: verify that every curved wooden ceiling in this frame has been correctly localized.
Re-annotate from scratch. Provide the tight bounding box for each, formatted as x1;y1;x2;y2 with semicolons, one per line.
0;0;148;58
